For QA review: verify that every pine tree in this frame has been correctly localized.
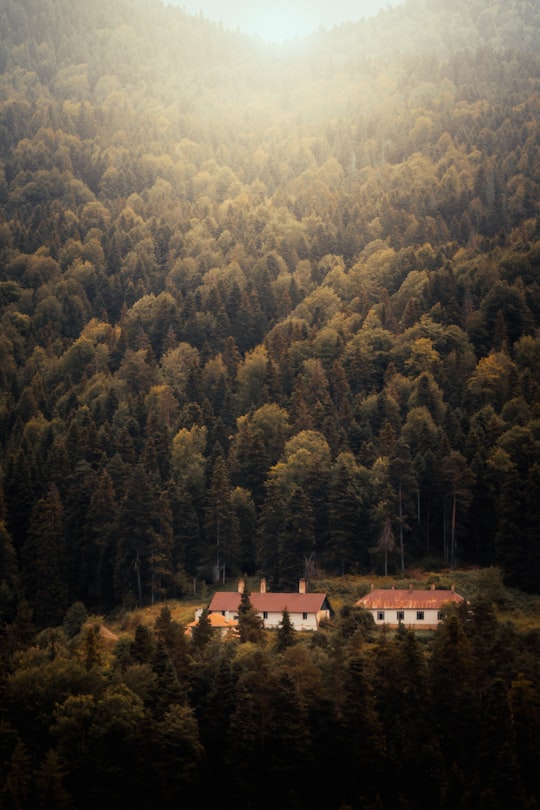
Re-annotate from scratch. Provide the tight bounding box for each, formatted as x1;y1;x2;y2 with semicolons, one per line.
150;640;185;717
154;604;189;679
0;520;19;622
35;749;74;810
191;608;213;650
278;486;315;591
22;483;68;627
429;614;480;770
115;464;157;607
131;623;155;664
4;447;34;554
237;581;264;644
148;489;175;603
340;652;385;804
328;452;370;573
205;453;237;580
508;674;540;802
2;739;33;810
276;608;295;652
154;704;203;803
84;469;118;611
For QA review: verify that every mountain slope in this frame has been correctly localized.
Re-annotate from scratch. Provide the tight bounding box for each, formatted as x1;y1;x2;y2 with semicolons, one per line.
0;0;539;624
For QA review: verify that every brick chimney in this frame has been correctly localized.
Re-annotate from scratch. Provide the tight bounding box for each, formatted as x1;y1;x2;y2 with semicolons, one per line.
299;578;306;594
260;577;266;594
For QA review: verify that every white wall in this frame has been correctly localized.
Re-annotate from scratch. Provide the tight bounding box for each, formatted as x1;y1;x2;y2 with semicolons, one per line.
219;608;328;631
369;608;442;626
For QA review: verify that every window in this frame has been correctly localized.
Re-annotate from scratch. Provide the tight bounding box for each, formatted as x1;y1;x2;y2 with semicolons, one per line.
397;610;404;622
377;611;385;621
416;610;424;621
437;611;443;621
263;611;268;619
302;612;308;620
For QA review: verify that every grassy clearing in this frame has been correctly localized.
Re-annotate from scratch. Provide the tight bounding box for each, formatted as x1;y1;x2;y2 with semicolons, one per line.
104;567;540;637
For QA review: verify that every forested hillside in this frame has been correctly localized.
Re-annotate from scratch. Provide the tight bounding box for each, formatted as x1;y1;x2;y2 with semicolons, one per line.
1;2;540;808
1;0;540;630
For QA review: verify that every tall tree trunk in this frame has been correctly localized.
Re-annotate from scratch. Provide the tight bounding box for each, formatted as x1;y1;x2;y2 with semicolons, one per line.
399;480;405;573
450;494;457;570
135;553;143;607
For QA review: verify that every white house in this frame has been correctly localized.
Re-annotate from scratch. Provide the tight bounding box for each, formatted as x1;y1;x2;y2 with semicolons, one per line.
356;584;464;628
207;578;332;632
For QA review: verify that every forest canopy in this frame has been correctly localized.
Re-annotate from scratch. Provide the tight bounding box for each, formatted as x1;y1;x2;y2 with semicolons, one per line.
0;0;539;626
1;2;540;809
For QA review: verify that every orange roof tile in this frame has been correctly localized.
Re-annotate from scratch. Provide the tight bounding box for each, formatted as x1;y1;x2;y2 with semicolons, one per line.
187;612;238;629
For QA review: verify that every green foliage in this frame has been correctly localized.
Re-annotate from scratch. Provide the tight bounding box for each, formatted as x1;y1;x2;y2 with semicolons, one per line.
190;608;213;650
62;602;88;640
237;582;265;644
0;578;538;809
0;521;19;622
0;0;539;621
276;607;296;652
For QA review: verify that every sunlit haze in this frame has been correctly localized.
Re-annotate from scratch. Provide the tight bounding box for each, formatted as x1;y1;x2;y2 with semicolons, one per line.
176;1;404;42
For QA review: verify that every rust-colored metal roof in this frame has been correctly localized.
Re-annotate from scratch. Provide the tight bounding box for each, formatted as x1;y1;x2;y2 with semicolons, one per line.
208;591;329;615
356;588;463;610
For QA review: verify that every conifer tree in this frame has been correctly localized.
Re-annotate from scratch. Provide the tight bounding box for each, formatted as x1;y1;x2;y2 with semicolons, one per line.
278;486;315;591
115;463;157;607
154;604;189;679
205;451;238;579
191;608;213;650
237;581;264;644
154;703;203;803
3;739;33;810
429;614;480;770
84;469;118;611
150;640;185;717
0;521;19;622
22;483;68;627
131;623;155;664
35;749;74;810
276;607;295;652
328;451;370;573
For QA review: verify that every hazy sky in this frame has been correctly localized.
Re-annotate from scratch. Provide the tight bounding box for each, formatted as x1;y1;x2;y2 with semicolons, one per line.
174;1;404;42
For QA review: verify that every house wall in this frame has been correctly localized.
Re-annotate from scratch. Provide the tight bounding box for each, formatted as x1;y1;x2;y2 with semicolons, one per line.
218;608;329;631
263;611;319;631
369;608;442;626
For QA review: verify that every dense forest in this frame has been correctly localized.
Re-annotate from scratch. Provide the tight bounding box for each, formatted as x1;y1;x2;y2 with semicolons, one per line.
1;0;540;806
1;580;539;810
1;0;540;621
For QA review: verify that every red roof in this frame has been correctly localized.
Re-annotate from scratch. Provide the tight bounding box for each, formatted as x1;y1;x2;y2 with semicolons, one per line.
357;588;463;610
208;591;329;615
